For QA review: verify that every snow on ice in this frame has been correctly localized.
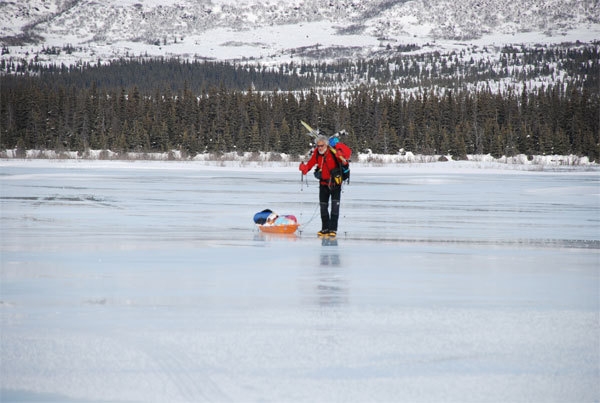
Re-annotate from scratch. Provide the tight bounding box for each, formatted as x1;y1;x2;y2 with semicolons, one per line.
0;159;599;402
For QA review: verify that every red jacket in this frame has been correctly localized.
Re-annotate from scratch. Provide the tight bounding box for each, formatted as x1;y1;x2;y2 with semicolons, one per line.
300;146;348;185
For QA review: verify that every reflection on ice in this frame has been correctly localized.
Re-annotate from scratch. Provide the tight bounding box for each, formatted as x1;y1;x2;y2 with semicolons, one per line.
316;238;348;308
253;232;299;242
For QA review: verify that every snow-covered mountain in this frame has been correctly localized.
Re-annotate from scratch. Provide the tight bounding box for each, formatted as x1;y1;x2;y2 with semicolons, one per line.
1;0;599;64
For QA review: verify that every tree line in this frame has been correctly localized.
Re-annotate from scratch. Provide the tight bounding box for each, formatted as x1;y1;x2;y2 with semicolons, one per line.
1;57;313;93
4;43;596;92
1;57;598;160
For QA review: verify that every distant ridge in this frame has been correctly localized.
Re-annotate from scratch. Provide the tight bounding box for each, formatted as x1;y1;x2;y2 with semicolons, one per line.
1;0;598;60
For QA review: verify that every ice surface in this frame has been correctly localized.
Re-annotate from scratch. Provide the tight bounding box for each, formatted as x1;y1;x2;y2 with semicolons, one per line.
1;160;599;402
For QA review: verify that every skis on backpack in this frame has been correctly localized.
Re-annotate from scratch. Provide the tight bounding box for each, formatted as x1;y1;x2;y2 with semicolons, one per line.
300;120;319;140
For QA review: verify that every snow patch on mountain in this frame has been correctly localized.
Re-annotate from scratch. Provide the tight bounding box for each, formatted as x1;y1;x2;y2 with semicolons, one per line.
1;0;598;65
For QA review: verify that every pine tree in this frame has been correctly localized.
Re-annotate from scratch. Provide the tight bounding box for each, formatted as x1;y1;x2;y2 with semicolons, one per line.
404;121;417;153
279;118;291;154
248;122;261;153
451;123;468;159
552;126;570;156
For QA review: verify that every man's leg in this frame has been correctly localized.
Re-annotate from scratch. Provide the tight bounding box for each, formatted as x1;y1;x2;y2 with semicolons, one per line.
319;184;331;231
329;186;341;232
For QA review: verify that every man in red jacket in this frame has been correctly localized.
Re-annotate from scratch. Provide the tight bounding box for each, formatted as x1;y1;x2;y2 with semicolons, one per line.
299;135;349;237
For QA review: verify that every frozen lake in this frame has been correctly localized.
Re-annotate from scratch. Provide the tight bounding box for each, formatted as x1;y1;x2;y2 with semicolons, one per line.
1;160;599;402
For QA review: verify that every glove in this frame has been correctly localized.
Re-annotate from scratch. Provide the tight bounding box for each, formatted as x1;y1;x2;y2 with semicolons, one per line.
299;162;308;175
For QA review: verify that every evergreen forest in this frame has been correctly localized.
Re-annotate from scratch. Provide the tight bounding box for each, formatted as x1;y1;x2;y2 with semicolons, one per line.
1;43;598;161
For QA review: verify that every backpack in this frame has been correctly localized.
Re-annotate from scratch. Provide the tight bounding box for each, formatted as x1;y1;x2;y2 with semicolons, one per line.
329;143;351;185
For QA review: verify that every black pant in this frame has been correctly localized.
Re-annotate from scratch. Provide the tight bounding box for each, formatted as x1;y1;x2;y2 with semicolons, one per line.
319;184;341;231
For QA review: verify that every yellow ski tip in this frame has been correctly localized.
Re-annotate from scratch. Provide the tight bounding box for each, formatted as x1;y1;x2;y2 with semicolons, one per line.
300;120;315;133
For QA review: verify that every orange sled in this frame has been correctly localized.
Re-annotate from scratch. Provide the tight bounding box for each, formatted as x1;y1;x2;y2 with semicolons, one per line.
254;209;299;234
258;223;299;234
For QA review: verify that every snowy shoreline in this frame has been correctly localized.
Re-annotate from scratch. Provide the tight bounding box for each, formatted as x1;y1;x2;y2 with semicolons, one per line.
2;150;598;173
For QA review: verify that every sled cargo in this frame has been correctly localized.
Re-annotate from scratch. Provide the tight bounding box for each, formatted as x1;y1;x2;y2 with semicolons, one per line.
253;209;299;234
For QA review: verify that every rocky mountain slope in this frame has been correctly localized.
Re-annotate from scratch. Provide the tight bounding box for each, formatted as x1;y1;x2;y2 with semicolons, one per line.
1;0;598;61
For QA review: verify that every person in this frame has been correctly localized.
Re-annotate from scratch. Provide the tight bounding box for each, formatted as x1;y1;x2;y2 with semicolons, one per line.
299;135;350;237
